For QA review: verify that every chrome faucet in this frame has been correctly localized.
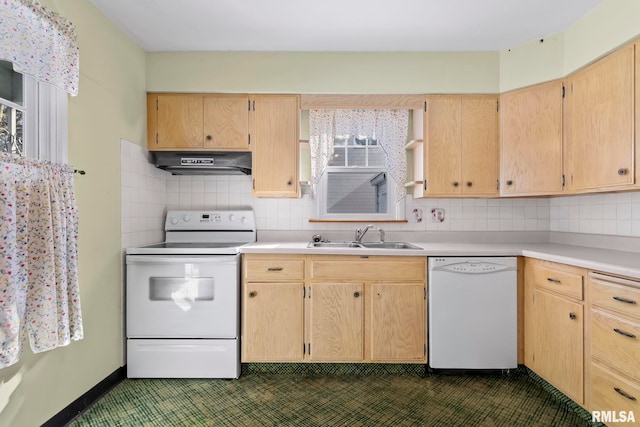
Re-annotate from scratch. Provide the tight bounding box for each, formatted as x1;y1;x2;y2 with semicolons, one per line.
378;228;385;243
355;224;374;243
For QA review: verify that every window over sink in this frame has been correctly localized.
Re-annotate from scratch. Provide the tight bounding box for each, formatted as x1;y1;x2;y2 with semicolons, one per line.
307;109;408;221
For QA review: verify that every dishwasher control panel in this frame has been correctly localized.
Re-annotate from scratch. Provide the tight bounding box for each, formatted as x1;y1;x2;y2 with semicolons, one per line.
429;257;517;274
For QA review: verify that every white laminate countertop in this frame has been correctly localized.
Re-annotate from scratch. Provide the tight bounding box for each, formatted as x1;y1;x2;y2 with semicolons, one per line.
241;241;640;281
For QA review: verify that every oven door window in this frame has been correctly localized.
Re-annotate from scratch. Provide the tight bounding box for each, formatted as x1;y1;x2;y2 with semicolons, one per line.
126;256;238;339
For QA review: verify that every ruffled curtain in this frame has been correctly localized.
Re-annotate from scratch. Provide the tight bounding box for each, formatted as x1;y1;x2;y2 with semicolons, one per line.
0;152;82;368
309;109;408;201
0;0;79;95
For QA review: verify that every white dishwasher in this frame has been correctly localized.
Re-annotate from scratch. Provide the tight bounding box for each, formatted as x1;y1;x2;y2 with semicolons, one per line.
428;257;517;370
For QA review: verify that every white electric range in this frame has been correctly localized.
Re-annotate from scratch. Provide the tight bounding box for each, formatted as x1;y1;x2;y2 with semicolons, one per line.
125;209;256;379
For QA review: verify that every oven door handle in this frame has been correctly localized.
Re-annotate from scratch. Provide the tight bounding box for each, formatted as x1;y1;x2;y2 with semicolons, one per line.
126;255;237;264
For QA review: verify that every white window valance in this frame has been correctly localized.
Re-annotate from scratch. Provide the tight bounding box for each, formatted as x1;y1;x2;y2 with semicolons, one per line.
0;0;79;96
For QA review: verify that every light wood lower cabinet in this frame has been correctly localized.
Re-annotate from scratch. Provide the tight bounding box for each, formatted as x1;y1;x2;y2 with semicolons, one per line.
243;281;304;361
308;282;364;361
370;283;426;361
242;254;427;363
587;272;640;418
524;258;585;405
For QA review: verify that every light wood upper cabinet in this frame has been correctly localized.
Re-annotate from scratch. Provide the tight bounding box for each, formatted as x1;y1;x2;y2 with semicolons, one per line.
500;81;564;196
148;93;249;151
308;282;364;361
250;95;300;198
565;44;635;192
422;95;498;197
203;95;249;150
148;94;203;150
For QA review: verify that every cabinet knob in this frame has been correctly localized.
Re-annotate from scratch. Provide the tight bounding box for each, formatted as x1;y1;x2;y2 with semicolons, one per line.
618;168;629;176
353;291;360;298
568;312;577;320
466;181;472;187
506;180;513;186
206;135;212;141
249;291;257;298
452;182;459;187
287;180;292;186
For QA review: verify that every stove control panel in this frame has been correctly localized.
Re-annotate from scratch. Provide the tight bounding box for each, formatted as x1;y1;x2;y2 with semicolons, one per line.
165;210;255;231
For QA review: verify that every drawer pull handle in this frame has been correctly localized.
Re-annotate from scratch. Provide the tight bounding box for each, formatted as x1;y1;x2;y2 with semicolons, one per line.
267;267;284;272
613;328;637;339
569;312;577;320
613;296;637;305
249;291;257;298
614;387;637;401
547;278;561;284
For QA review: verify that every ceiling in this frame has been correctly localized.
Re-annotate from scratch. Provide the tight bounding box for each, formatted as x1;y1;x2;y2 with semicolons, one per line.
89;0;602;52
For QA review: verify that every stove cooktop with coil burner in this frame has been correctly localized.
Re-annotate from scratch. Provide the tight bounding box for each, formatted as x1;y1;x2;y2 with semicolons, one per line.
126;209;256;255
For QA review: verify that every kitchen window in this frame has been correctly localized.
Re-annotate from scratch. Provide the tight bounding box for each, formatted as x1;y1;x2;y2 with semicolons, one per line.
0;59;68;162
309;109;408;221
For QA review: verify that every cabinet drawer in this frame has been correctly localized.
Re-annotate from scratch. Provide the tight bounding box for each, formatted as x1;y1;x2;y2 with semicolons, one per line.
309;257;426;282
590;273;640;321
243;257;304;281
530;262;583;300
591;362;640;426
591;310;640;382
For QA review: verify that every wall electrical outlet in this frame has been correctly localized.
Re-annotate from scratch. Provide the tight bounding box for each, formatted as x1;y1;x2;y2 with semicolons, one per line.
412;208;423;223
431;208;445;223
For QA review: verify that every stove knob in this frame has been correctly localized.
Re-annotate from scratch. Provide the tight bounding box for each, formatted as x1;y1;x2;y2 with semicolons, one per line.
241;216;248;224
183;214;191;222
170;217;178;225
229;214;236;222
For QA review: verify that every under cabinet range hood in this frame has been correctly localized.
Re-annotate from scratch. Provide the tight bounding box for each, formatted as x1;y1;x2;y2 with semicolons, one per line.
153;152;252;175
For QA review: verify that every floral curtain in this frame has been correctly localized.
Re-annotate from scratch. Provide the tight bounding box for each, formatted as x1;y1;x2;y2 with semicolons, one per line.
309;109;409;201
0;152;82;368
0;0;79;96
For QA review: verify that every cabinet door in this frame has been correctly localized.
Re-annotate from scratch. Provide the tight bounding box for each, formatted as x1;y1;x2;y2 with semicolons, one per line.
370;283;425;361
251;95;299;197
533;290;584;404
203;95;249;150
154;94;203;149
566;45;634;191
309;283;364;361
423;96;462;195
461;96;499;196
242;282;304;362
500;81;563;195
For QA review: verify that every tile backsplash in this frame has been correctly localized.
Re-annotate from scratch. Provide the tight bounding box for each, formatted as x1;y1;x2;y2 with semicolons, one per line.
120;140;166;247
121;140;640;239
164;174;550;233
549;192;640;237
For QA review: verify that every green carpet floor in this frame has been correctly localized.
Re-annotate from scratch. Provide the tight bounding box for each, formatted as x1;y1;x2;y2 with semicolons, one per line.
68;366;597;426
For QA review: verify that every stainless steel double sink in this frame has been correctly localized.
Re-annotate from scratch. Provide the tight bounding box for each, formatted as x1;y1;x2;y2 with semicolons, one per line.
307;241;423;250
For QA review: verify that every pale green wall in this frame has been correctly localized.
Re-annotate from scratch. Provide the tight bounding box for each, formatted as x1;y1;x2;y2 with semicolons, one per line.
0;0;638;425
0;1;146;426
146;51;501;94
500;0;640;91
